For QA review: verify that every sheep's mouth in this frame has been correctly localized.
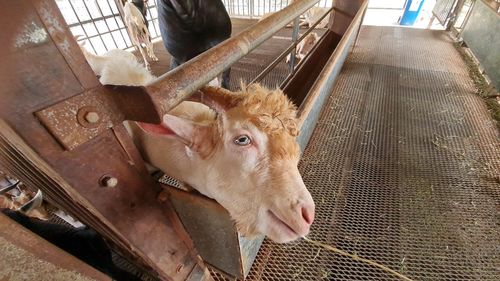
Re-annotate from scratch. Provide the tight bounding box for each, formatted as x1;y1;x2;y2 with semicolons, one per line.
267;210;299;237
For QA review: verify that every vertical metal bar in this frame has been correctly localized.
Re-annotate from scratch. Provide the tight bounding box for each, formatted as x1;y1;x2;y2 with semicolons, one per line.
249;0;254;19
113;0;135;48
67;0;97;54
146;0;159;37
94;0;119;49
81;0;109;52
289;16;300;72
105;0;131;48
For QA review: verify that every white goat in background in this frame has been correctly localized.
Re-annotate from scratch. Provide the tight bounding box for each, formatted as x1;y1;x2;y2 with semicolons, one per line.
286;32;320;63
123;0;158;69
79;40;156;86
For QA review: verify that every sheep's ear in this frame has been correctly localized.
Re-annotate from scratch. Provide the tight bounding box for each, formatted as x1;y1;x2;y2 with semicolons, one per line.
137;115;214;156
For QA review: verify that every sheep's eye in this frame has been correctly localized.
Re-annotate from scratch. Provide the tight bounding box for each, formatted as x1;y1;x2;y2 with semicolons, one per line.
234;135;251;146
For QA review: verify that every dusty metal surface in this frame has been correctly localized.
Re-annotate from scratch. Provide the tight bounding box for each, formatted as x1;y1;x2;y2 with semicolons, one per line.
461;0;500;91
159;178;264;280
212;26;500;281
36;89;124;150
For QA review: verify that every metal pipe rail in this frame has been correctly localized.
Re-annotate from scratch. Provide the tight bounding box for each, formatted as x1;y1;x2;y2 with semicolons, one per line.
140;0;322;119
250;6;334;84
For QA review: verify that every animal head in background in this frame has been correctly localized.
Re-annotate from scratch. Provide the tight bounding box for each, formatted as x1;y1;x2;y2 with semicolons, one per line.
139;84;315;243
297;32;320;60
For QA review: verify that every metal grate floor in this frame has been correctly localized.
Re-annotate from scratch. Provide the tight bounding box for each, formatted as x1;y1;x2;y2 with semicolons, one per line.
213;26;500;280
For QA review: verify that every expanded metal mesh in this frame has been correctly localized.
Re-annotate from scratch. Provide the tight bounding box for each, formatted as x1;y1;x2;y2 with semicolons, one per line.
211;26;500;280
433;0;457;25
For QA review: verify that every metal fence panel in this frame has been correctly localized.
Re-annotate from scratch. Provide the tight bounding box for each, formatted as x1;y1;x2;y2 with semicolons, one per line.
56;0;161;55
462;0;500;90
433;0;458;25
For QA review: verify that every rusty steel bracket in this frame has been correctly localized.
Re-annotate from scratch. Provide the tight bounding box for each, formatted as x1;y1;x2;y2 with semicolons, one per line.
35;88;124;150
35;86;161;150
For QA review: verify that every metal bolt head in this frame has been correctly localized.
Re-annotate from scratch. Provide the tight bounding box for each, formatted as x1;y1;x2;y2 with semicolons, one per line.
175;264;184;273
101;176;118;188
84;111;100;123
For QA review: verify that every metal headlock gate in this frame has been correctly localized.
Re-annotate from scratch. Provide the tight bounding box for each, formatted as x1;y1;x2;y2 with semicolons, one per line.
0;0;367;280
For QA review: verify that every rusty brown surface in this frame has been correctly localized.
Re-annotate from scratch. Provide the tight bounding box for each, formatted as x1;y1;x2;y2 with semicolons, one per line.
0;213;110;281
32;0;99;89
0;118;199;280
35;88;125;150
0;1;200;280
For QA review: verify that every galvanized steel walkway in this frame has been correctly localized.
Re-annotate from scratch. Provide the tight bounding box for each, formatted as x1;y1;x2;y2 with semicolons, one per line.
214;26;500;280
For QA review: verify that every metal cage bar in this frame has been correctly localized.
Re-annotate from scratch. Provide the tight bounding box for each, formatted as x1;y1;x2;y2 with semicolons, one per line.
250;6;334;84
58;0;161;55
138;0;324;117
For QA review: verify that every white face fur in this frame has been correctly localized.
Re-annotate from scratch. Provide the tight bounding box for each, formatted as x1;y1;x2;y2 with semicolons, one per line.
137;90;315;243
187;115;315;243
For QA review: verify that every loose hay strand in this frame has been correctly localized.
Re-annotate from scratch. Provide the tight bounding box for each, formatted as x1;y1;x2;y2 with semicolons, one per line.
302;237;413;281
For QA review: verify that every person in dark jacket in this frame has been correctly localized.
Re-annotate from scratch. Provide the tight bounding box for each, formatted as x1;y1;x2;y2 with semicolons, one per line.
157;0;232;88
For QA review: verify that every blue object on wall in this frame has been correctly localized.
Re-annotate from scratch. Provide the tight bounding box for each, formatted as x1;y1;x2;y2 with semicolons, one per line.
400;0;426;26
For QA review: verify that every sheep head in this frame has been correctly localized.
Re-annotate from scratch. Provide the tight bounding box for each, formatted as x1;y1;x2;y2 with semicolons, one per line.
138;84;315;243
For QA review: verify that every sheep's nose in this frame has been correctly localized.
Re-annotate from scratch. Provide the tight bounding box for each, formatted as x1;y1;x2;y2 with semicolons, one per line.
301;203;315;225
